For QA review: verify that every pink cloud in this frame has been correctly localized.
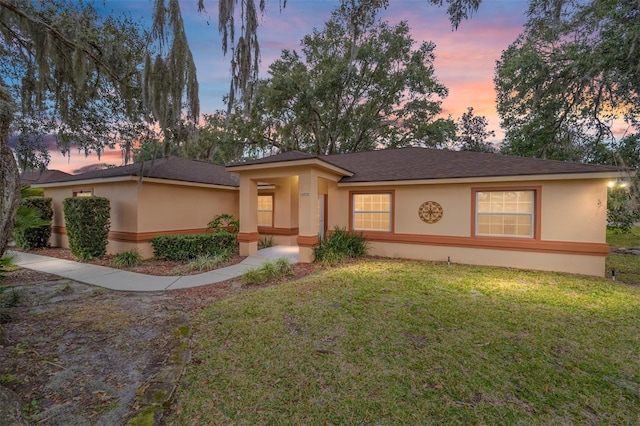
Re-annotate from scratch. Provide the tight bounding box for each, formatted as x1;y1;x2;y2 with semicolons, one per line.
48;148;124;174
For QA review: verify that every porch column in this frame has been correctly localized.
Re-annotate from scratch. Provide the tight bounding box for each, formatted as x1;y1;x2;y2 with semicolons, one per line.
297;170;319;263
238;175;259;256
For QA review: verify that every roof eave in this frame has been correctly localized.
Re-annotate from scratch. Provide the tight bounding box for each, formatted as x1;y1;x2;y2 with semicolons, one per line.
35;175;239;190
226;158;354;177
337;171;628;187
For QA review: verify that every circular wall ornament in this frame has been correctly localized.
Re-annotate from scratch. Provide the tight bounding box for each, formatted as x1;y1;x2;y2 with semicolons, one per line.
418;201;443;224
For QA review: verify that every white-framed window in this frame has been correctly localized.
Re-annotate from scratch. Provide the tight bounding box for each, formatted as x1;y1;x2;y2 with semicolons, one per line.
352;192;392;232
476;190;535;238
257;194;274;227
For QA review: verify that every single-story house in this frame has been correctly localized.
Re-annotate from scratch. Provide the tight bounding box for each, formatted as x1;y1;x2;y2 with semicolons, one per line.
36;157;239;258
226;147;626;277
37;148;627;276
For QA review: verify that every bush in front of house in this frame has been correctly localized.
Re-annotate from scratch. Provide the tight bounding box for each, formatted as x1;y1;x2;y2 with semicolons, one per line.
242;258;293;285
13;197;52;250
150;232;237;261
313;226;368;264
111;249;143;268
207;213;239;234
63;197;110;261
607;186;640;233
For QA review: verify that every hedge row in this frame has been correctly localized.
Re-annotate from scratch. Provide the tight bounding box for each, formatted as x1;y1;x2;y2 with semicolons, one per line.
150;231;237;261
63;197;110;260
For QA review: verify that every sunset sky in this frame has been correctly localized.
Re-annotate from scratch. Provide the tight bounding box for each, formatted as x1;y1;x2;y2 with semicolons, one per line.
47;0;529;173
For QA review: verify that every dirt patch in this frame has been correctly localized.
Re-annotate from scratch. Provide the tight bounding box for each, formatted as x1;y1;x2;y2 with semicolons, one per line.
0;260;323;424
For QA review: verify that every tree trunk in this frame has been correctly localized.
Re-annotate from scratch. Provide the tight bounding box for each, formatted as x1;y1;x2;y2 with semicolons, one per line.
0;84;20;257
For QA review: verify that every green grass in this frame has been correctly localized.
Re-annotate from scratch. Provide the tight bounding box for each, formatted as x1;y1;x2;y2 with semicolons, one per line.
606;226;640;285
607;226;640;249
171;260;640;425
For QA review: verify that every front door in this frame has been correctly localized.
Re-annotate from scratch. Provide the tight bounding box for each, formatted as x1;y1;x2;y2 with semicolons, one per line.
318;194;326;238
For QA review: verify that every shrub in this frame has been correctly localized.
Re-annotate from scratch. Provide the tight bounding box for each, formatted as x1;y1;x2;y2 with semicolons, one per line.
20;187;44;197
185;252;231;272
111;249;143;268
13;197;52;250
258;235;274;249
151;232;237;261
0;286;21;308
207;213;239;234
314;226;368;264
607;186;640;233
242;257;293;285
63;197;110;261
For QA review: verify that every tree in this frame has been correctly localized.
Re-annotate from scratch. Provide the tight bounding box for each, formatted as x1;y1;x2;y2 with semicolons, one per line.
233;2;454;155
183;111;254;164
0;0;199;257
456;107;495;152
0;1;152;161
494;0;640;162
203;0;482;111
13;134;50;172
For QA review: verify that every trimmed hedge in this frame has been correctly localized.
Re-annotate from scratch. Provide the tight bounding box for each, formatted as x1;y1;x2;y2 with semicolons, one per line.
13;197;53;250
150;231;237;261
63;197;110;260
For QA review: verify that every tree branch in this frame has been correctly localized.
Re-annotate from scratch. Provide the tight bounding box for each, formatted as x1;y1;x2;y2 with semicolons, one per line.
0;1;121;83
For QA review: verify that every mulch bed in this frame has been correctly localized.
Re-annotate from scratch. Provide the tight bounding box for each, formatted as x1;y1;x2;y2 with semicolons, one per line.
18;247;245;276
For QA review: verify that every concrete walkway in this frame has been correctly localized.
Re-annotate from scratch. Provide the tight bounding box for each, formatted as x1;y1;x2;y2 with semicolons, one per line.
7;246;299;292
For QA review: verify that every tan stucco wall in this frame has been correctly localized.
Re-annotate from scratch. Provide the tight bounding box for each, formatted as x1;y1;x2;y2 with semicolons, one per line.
236;164;343;261
45;182;139;249
327;178;609;276
258;177;299;230
45;180;238;258
136;182;238;233
331;178;609;243
539;179;607;243
366;241;606;277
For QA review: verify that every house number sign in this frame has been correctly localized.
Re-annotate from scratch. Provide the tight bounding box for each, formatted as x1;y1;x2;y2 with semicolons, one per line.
418;201;443;224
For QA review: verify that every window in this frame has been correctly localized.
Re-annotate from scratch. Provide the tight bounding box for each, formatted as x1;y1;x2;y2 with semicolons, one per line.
257;194;273;227
476;190;534;238
352;192;392;232
73;189;93;197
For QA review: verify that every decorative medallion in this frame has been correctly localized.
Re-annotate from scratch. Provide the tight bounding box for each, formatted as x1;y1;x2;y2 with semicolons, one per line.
418;201;443;224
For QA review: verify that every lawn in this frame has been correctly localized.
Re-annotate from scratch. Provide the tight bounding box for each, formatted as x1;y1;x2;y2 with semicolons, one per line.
606;226;640;284
170;257;640;424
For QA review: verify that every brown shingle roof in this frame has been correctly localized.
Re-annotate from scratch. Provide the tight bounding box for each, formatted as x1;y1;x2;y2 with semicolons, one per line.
42;157;239;187
319;147;624;182
228;150;315;166
21;169;72;185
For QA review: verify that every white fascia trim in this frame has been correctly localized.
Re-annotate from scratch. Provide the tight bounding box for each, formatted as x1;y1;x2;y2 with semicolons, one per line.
35;175;239;191
35;176;134;188
336;171;628;187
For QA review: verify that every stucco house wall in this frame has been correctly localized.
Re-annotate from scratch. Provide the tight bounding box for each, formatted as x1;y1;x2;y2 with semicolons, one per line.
327;178;609;276
257;176;300;246
37;149;625;277
44;179;239;258
228;148;624;276
46;181;139;251
39;157;240;258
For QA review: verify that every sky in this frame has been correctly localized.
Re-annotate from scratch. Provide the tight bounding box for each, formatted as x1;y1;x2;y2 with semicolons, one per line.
46;0;530;173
